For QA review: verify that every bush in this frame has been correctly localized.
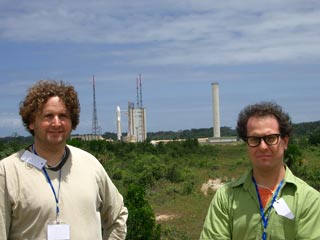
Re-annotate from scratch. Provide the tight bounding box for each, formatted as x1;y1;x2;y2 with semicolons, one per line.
308;128;320;145
285;143;302;172
182;180;195;195
125;184;161;240
166;164;183;183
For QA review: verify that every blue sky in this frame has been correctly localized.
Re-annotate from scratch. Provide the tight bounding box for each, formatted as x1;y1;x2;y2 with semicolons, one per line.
1;0;320;137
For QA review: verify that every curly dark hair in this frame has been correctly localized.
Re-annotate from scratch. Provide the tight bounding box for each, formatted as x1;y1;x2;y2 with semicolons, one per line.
19;80;80;135
236;101;292;140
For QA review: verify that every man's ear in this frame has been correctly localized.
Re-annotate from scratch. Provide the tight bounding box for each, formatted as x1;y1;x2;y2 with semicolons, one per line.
283;136;289;149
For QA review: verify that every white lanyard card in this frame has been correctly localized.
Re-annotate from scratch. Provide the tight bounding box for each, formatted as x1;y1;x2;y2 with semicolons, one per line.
47;223;70;240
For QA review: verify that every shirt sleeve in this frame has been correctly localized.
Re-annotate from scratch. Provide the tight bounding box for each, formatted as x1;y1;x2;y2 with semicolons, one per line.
296;189;320;239
0;163;11;240
200;186;232;240
99;170;128;240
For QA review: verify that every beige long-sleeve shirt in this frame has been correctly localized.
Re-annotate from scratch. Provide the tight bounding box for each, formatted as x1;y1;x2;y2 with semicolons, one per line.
0;145;128;240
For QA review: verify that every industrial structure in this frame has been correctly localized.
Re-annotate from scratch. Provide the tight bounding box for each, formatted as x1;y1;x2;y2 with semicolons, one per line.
116;74;147;142
72;76;102;141
208;82;237;143
91;75;101;136
211;82;221;138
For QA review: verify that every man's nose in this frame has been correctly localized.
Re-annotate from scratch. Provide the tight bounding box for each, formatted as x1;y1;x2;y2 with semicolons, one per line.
259;138;269;149
51;116;62;125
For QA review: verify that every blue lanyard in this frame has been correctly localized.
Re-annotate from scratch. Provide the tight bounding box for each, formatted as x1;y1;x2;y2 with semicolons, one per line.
32;145;62;221
252;177;284;240
42;167;62;221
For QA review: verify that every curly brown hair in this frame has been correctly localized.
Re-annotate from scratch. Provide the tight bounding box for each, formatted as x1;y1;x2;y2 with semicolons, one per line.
19;80;80;135
236;101;292;140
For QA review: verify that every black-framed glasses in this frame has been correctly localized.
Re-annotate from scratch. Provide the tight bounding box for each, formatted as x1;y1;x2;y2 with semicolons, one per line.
245;134;281;147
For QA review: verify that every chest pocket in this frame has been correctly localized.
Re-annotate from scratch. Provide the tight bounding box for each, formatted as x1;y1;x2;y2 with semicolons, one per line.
268;213;296;239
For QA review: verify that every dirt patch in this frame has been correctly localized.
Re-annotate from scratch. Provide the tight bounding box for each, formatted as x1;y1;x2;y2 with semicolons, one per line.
200;178;224;196
156;214;178;222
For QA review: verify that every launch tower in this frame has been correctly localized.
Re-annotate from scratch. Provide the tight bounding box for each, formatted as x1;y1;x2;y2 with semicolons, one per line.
116;74;147;142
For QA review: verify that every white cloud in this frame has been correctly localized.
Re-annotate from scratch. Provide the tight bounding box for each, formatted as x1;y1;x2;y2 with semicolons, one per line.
0;0;320;135
1;1;319;44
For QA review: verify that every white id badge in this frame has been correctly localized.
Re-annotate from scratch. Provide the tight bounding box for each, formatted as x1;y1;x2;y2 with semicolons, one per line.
273;197;295;220
47;222;70;240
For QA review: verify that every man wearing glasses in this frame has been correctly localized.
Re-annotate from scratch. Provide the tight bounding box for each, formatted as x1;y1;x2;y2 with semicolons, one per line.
200;101;320;240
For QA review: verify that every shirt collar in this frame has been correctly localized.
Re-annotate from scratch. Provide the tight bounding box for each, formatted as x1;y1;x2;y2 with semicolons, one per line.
231;165;297;191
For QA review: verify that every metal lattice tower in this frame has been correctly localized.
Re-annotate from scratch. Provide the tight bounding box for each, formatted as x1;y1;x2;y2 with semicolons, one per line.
92;75;100;135
135;74;146;142
136;73;143;108
139;73;143;108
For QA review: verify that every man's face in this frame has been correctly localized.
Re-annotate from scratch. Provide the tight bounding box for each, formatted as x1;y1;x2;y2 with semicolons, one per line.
246;115;288;171
29;96;72;147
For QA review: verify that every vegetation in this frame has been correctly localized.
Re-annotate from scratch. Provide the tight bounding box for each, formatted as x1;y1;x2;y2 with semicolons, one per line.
100;121;320;141
125;184;161;240
1;121;320;239
100;126;237;141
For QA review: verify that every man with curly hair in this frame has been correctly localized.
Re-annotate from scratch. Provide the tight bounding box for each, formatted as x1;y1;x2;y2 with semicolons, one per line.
0;80;128;240
200;101;320;240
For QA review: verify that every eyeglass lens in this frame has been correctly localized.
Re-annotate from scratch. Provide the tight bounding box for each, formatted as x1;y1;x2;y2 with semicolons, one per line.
246;134;280;147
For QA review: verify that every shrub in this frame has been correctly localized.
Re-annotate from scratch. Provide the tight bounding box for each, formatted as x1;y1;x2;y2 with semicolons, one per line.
125;184;161;240
285;143;302;171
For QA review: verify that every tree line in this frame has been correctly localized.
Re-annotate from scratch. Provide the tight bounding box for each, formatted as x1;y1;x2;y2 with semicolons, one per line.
101;121;320;141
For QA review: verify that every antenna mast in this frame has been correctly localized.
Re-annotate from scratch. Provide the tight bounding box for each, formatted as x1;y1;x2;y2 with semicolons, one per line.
92;75;100;135
139;73;143;108
136;77;140;108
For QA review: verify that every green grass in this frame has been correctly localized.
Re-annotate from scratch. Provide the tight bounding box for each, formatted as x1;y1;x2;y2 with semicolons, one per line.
148;143;249;239
302;146;320;168
154;193;213;239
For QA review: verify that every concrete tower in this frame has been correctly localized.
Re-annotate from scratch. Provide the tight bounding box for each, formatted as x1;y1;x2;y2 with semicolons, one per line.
211;82;220;138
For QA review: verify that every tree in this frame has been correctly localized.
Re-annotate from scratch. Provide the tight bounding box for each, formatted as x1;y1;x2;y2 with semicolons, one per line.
125;184;161;240
285;143;302;171
308;128;320;145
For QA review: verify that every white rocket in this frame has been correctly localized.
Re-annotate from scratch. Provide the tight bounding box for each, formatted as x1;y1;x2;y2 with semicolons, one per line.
116;105;122;141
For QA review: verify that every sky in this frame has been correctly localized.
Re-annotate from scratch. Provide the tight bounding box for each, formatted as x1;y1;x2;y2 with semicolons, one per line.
0;0;320;137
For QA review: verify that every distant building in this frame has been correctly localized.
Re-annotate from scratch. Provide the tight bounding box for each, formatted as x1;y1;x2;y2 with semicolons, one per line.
70;134;107;141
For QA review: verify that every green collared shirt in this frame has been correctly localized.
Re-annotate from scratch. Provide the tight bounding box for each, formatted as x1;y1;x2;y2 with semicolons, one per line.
200;167;320;240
